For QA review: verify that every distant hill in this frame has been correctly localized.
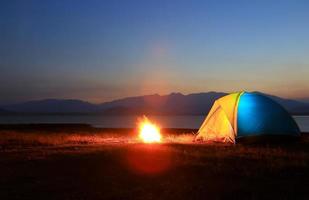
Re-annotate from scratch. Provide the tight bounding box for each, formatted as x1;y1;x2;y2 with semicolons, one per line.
2;92;309;115
298;98;309;104
98;92;226;115
3;99;97;114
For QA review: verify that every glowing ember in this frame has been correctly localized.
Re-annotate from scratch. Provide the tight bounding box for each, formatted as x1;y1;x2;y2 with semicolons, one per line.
138;116;161;143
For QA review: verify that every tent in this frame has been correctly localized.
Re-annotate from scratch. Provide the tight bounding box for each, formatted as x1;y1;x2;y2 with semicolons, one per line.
196;92;300;143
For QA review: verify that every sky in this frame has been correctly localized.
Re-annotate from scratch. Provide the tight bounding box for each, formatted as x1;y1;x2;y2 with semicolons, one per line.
0;0;308;104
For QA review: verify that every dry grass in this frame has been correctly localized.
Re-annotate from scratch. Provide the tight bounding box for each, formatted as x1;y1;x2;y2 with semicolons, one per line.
0;129;198;147
0;127;309;199
0;130;132;146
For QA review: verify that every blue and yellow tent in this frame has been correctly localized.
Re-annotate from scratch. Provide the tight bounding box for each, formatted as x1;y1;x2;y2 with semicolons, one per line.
196;92;300;143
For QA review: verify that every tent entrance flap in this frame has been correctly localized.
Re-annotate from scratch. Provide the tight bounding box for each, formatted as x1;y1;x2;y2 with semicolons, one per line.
196;105;235;143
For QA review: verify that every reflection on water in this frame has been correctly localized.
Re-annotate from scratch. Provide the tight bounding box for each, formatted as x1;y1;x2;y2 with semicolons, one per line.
0;115;308;132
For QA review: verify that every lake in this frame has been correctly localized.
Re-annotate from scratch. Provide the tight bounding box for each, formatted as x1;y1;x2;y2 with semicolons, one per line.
0;115;308;132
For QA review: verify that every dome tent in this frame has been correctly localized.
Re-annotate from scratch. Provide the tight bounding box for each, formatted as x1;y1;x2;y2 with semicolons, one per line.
196;92;300;143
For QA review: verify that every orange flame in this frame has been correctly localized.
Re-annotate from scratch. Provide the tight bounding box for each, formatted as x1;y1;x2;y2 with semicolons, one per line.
138;116;161;143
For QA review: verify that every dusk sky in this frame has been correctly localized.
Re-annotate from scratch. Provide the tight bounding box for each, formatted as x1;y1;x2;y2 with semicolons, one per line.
0;0;308;104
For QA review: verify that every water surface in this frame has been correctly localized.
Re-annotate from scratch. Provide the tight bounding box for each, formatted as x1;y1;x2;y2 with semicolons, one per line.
0;115;308;132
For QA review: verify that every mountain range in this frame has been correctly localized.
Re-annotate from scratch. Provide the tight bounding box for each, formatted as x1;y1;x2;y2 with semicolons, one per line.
298;98;309;104
1;92;309;115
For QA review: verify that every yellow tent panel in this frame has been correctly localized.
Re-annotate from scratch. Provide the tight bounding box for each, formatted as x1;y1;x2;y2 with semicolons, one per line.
196;92;243;143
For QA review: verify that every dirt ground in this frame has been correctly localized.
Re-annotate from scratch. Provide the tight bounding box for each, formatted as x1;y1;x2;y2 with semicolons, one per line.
0;125;308;200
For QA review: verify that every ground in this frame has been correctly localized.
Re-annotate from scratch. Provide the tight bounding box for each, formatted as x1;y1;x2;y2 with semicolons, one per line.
0;124;308;200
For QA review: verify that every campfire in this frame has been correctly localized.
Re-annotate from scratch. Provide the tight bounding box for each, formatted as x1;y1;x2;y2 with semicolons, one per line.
138;116;161;143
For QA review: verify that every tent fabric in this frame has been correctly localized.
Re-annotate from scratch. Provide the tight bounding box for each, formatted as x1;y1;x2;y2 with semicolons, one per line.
237;92;300;137
196;92;242;143
196;105;235;143
216;92;243;133
196;92;300;143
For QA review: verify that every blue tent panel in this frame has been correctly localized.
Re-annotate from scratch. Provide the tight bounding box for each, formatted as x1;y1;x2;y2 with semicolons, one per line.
237;92;300;137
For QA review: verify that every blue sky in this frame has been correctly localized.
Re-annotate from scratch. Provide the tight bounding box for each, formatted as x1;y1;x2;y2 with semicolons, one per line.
0;0;308;103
